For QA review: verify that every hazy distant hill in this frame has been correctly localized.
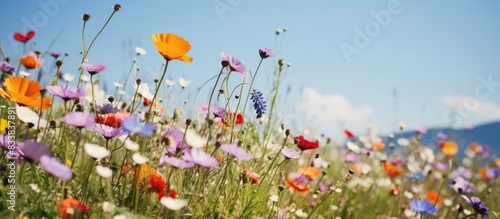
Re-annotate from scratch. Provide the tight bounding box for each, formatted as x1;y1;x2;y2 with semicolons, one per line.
390;121;500;156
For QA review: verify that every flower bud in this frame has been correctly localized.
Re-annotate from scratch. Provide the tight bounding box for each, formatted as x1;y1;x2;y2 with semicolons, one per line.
82;13;91;21
55;59;63;67
114;4;121;11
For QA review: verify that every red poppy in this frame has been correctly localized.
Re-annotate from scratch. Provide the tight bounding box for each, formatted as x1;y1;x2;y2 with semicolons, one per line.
294;135;319;151
224;112;244;126
241;169;260;184
14;30;35;43
56;198;89;219
343;129;355;139
95;112;130;128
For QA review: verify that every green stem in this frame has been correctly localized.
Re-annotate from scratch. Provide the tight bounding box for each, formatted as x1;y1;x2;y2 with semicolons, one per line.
148;59;169;121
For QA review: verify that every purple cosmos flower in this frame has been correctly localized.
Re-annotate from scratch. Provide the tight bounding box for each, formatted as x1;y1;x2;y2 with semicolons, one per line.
121;115;156;136
198;102;225;121
60;112;95;129
18;140;50;162
345;153;359;163
159;156;194;169
452;176;477;193
81;62;107;75
46;84;86;102
87;124;126;139
462;195;489;218
39;155;73;180
436;132;448;140
163;128;184;147
0;61;15;74
409;198;437;215
250;89;266;119
436;162;450;171
182;148;218;169
96;103;119;114
0;135;22;160
281;147;300;159
220;52;246;76
220;143;253;161
50;52;61;59
414;126;427;135
259;47;273;59
451;166;472;180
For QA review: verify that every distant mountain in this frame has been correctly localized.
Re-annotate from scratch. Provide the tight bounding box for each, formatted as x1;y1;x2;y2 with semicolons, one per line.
388;121;500;157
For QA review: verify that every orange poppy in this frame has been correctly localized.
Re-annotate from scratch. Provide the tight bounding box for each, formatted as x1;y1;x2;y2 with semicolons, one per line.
297;167;320;179
143;97;165;115
468;142;482;153
0;76;52;109
152;33;193;62
495;158;500;168
382;163;403;177
21;52;43;69
371;141;385;151
439;141;458;157
56;198;89;219
425;190;442;205
285;178;310;193
129;164;169;200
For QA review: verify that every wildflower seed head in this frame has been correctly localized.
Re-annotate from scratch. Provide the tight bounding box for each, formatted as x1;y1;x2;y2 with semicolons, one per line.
39;89;47;96
34;50;42;56
83;13;91;21
219;88;224;94
281;123;285;130
278;59;285;67
108;96;115;103
186;119;192;126
55;59;63;67
50;120;57;129
65;52;69;57
285;129;290;136
278;185;285;191
5;57;10;62
215;141;221;148
235;95;239;99
154;78;159;83
136;78;141;85
114;4;121;11
276;29;281;35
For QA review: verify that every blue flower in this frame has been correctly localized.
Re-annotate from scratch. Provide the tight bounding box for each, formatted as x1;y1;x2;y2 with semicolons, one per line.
409;198;437;215
250;89;266;119
122;115;156;136
406;170;425;181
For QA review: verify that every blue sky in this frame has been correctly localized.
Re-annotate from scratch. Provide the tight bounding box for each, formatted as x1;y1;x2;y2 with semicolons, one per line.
1;1;499;139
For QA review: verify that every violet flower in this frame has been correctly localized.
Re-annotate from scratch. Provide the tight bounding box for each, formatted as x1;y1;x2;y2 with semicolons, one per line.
46;84;86;102
259;47;273;59
462;195;489;218
160;156;194;169
182;148;218;169
39;155;73;180
220;143;253;161
250;89;266;119
60;112;95;129
0;135;22;160
452;176;477;193
50;52;61;59
121;115;156;136
87;124;126;139
0;61;15;74
220;52;246;76
281;147;300;159
18;140;50;162
81;62;106;75
451;166;472;180
96;103;119;114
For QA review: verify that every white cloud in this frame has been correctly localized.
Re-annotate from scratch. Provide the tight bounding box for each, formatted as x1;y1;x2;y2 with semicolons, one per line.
442;95;500;127
296;87;374;138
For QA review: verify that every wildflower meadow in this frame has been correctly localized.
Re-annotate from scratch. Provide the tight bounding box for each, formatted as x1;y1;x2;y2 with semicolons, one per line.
1;3;499;219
